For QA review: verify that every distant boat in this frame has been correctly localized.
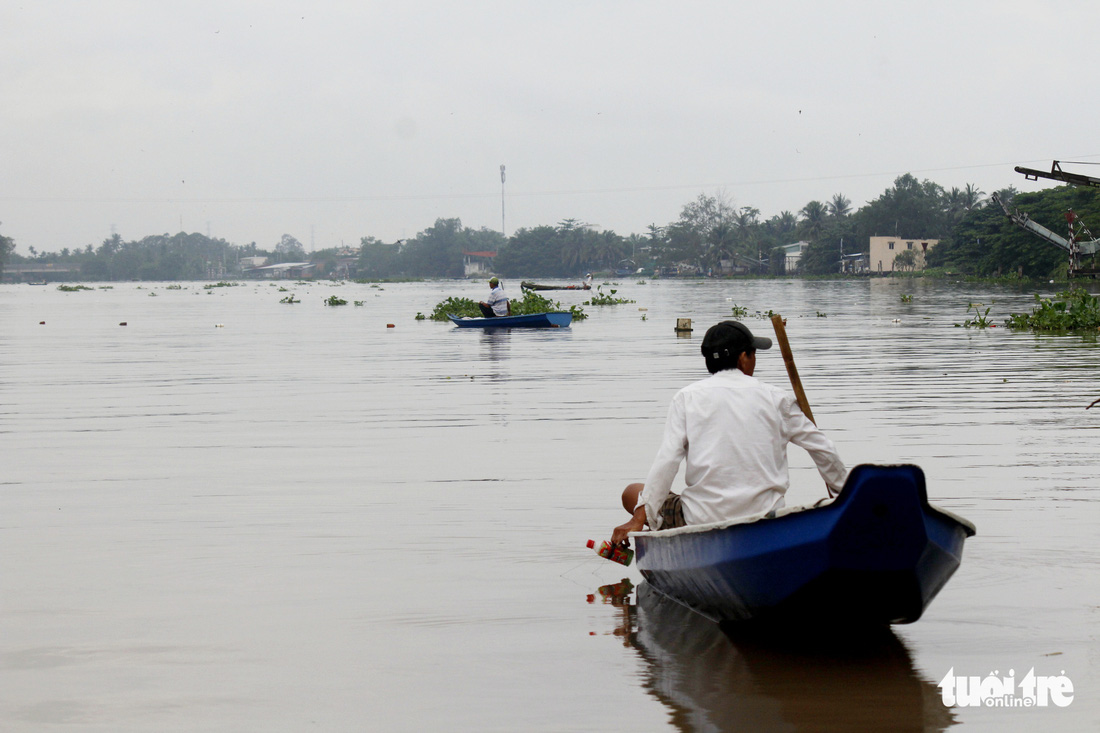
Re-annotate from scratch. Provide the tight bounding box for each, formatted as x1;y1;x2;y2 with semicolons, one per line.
520;281;591;291
447;312;573;328
632;464;975;626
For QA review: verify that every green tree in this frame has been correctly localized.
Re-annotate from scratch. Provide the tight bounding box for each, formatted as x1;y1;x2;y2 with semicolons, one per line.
558;219;594;271
799;218;858;275
590;229;627;269
664;192;737;270
356;236;403;278
827;194;851;220
893;249;918;271
963;183;985;212
495;225;563;277
928;186;1100;277
274;234;307;263
399;218;471;277
798;200;829;241
0;223;14;273
858;173;950;239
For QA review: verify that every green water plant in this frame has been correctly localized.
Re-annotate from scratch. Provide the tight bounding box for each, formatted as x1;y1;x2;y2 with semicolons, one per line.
901;294;913;303
730;305;749;318
427;290;587;321
429;296;480;320
56;284;93;291
204;281;239;289
958;302;995;328
324;295;348;306
280;295;300;304
514;290;587;320
1005;288;1100;333
584;286;635;306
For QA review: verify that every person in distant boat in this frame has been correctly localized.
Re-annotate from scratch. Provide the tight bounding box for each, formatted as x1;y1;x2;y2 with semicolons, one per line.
479;277;511;318
583;273;593;289
611;320;846;544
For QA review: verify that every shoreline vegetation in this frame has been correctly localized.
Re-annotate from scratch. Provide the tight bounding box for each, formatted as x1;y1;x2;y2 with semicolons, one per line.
4;174;1100;285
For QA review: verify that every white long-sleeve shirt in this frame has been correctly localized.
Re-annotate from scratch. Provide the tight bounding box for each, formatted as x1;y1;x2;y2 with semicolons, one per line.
638;368;847;529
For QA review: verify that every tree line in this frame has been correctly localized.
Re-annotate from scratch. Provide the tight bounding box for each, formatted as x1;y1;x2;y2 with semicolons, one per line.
4;173;1098;281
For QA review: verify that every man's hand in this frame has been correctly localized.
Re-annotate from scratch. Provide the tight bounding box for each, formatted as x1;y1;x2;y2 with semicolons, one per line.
612;506;647;544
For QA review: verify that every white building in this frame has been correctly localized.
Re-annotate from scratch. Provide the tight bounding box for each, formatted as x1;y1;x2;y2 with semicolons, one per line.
463;251;497;277
781;241;810;273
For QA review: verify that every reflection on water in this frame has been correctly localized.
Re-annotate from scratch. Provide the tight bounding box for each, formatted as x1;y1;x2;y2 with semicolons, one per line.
591;580;955;733
4;279;1099;730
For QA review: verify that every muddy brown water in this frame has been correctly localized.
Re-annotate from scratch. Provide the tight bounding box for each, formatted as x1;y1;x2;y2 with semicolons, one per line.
3;278;1097;731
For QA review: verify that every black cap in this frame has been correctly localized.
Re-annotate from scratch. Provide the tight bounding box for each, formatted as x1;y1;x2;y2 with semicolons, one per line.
701;320;772;363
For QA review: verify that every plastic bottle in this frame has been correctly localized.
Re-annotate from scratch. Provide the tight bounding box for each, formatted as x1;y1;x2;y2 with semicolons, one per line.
586;539;634;567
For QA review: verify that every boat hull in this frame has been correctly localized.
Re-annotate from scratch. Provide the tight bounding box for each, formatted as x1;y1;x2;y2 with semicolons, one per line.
633;464;975;625
520;281;590;291
447;312;572;328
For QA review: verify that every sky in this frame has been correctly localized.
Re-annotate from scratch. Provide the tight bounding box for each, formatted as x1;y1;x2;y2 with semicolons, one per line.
3;1;1097;255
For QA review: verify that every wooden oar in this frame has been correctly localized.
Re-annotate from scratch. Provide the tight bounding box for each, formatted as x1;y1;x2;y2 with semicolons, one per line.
770;313;815;425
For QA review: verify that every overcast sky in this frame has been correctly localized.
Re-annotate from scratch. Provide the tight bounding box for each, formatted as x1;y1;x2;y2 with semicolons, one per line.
2;1;1096;254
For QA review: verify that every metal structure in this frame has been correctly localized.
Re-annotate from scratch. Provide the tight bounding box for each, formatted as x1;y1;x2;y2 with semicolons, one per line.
998;161;1100;277
500;164;506;237
1014;160;1100;189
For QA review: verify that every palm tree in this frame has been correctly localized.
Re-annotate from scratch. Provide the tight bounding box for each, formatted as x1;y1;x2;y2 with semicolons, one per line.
799;201;829;241
945;187;966;223
706;221;737;271
735;206;760;230
827;194;851;220
592;231;625;268
769;211;798;236
558;219;591;271
963;183;985;211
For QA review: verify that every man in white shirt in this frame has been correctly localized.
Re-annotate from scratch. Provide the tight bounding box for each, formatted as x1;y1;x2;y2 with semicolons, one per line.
478;277;511;317
611;320;846;543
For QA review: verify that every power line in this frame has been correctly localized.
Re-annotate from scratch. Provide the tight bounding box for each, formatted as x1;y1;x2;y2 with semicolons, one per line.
3;155;1096;205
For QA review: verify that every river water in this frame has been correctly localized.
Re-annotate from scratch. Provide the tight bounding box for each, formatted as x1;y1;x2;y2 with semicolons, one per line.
2;277;1097;732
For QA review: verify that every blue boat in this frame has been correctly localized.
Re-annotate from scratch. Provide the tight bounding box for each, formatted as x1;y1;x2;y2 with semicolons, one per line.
447;312;572;328
632;464;976;625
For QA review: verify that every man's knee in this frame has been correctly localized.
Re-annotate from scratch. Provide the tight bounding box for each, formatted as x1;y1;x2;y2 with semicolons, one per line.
622;482;644;513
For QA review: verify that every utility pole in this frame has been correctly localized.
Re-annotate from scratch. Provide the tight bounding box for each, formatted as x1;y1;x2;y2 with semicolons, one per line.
500;164;506;236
